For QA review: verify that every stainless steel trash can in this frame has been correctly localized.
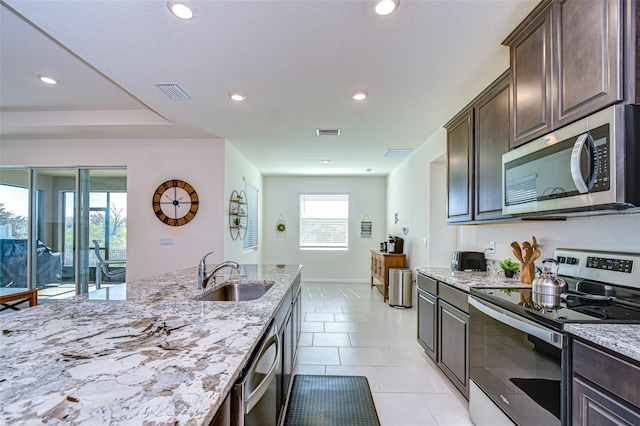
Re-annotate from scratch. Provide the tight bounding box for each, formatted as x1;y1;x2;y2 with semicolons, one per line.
388;268;412;308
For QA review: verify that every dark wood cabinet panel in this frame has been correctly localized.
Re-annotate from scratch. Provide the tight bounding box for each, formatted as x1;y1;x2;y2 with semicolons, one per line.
572;340;640;425
438;299;469;398
573;377;640;426
554;0;623;128
417;288;437;362
510;5;552;147
475;73;511;221
445;110;473;223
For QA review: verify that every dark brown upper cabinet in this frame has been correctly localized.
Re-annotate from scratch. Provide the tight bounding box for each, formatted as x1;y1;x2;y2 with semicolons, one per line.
554;0;623;128
505;0;626;148
474;73;511;221
445;72;511;225
445;109;474;224
507;3;553;148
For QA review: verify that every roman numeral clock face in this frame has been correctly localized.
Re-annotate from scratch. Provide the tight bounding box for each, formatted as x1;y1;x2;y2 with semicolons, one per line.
152;180;199;226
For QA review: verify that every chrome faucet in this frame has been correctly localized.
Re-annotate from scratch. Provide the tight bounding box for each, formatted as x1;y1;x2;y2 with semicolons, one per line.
198;252;240;289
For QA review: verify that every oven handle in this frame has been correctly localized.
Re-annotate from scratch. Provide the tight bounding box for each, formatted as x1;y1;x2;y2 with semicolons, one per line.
469;296;565;349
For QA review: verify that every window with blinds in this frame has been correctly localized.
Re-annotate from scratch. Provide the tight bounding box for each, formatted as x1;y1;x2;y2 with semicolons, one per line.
299;193;349;250
243;182;259;251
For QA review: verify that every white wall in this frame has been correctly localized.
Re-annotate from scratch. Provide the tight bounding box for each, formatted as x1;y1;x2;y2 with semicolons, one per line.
0;138;226;281
459;213;640;264
224;141;263;264
262;176;386;281
387;128;457;269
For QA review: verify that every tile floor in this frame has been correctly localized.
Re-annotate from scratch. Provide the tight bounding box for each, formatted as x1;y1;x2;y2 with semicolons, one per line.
293;281;473;426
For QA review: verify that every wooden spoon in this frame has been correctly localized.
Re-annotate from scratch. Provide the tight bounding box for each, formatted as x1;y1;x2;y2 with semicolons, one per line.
511;241;524;263
523;247;533;264
531;249;541;264
532;236;538;251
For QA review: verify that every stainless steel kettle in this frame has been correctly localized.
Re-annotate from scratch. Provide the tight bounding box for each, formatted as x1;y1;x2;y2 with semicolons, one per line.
532;258;567;310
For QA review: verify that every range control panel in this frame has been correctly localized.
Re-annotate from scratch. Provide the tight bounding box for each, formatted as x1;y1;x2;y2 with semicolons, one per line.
555;248;640;290
586;256;633;273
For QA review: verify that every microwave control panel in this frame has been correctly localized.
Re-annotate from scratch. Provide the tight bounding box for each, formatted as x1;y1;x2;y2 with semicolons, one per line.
589;124;610;193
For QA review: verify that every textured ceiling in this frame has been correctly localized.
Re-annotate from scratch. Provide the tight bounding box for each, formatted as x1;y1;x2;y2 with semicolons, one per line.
0;0;537;175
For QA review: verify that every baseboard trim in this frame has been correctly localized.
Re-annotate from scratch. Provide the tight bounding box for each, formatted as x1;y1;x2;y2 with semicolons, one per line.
301;278;369;284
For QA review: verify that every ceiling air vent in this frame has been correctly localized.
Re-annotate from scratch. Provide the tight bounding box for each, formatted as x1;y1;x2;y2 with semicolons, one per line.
384;149;413;158
317;129;341;136
155;83;191;100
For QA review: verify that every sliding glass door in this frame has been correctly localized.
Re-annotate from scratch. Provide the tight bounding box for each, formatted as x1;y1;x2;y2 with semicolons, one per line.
0;167;126;302
0;169;31;289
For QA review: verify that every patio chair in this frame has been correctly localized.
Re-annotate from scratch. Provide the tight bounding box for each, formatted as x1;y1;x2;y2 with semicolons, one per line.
92;240;126;289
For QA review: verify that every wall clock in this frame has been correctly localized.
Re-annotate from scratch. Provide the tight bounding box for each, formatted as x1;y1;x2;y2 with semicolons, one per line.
152;179;199;226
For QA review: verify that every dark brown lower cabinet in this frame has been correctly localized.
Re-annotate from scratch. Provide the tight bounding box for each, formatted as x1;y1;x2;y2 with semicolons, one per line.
417;287;437;362
572;340;640;425
416;274;470;399
438;299;469;399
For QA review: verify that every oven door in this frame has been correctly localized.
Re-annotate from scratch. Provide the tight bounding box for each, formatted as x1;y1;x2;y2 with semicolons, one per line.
469;296;568;425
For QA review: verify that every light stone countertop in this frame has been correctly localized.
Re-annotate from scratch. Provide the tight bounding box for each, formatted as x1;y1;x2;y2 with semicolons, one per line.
417;267;640;364
415;266;530;292
0;264;302;425
564;323;640;363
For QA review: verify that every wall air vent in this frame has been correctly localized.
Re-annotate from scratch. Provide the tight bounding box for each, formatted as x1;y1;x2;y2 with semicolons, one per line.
384;149;413;158
317;129;341;136
155;83;191;100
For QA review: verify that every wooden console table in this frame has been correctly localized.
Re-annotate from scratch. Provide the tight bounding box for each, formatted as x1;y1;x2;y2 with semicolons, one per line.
0;288;38;312
370;250;406;302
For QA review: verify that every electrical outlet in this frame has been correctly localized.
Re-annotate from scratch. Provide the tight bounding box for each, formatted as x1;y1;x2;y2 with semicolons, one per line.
489;241;496;254
160;238;173;246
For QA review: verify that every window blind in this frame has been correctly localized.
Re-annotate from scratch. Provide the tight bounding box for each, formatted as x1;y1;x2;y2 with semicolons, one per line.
243;182;258;251
299;193;349;250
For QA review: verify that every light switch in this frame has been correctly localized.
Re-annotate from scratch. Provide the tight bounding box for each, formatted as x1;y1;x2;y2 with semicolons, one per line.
160;238;173;246
422;238;428;247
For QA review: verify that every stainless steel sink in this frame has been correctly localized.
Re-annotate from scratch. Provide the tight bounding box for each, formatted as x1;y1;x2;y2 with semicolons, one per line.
196;281;274;302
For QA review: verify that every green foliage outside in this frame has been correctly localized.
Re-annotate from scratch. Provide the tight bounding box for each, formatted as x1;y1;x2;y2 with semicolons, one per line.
63;203;127;250
0;203;28;238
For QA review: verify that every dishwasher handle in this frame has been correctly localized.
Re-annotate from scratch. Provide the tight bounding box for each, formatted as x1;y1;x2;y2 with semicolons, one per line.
244;327;281;414
469;296;565;349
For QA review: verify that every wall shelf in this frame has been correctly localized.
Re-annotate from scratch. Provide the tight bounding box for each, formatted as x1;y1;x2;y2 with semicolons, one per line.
229;189;248;240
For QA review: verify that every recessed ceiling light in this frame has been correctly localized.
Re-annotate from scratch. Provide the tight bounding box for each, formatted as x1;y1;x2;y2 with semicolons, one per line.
229;92;247;101
38;75;57;85
321;160;330;164
167;1;196;20
374;0;399;16
352;91;368;101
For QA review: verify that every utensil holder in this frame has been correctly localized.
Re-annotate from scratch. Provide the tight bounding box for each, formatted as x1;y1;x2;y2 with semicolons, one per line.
521;263;535;284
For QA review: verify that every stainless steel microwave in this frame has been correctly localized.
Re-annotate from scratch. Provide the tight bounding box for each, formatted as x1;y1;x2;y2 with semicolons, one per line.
502;104;640;216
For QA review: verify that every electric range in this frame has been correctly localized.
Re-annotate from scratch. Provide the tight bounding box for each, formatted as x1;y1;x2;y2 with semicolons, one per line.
468;248;640;426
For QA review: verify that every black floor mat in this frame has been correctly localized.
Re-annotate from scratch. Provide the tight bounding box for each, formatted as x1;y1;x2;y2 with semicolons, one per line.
509;377;561;420
284;375;381;426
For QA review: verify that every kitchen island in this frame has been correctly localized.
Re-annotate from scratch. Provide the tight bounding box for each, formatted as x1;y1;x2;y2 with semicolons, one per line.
0;264;302;425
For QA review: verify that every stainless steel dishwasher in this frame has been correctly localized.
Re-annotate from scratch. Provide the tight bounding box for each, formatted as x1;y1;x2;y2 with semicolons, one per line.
230;321;281;426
